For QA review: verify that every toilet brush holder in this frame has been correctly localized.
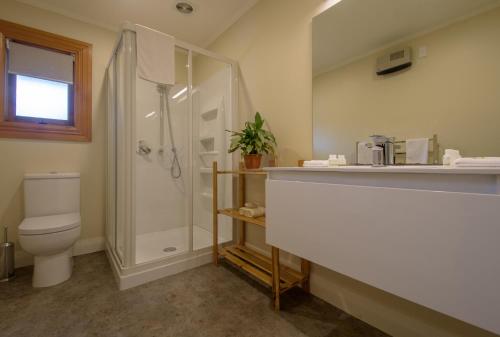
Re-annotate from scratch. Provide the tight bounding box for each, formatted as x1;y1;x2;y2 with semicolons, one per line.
1;226;15;282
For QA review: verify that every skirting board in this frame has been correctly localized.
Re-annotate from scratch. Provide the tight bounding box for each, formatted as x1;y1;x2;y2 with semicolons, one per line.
105;245;213;290
15;236;105;268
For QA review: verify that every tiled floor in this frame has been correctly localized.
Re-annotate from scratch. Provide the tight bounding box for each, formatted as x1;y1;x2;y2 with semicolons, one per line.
0;252;389;337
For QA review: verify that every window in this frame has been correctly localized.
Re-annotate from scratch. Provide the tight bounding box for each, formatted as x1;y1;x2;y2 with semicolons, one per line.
15;75;70;121
0;20;92;141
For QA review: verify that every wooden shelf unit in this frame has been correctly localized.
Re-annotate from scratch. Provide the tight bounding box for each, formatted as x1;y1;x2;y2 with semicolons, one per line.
212;161;310;310
220;245;306;293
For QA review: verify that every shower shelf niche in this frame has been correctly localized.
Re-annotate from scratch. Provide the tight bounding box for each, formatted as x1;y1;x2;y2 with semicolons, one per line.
199;135;215;142
201;192;213;199
212;161;311;310
199;151;219;156
201;108;218;120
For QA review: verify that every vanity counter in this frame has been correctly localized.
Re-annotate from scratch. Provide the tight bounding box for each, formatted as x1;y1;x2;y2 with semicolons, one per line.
265;165;500;175
265;165;500;334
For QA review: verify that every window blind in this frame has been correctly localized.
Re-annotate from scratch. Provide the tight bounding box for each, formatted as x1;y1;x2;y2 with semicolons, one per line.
7;41;74;84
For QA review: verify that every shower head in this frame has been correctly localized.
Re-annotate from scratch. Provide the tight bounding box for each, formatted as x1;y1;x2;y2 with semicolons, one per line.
157;84;173;94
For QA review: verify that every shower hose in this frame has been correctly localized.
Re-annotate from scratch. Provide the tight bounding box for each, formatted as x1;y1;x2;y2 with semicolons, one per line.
158;85;182;179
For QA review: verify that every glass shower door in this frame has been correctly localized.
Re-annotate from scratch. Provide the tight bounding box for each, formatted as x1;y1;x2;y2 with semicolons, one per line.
134;46;191;264
192;52;233;250
106;31;135;267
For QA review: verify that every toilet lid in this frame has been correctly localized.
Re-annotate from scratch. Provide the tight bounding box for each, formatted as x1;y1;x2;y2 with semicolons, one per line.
19;213;81;235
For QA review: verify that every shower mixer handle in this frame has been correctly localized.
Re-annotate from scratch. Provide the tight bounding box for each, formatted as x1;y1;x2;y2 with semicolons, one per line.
137;140;152;156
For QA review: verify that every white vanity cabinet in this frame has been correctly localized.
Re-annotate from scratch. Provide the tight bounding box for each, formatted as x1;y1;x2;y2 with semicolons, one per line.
265;166;500;334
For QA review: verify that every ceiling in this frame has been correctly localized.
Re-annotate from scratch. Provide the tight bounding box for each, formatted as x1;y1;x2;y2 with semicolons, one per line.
15;0;258;46
313;0;500;76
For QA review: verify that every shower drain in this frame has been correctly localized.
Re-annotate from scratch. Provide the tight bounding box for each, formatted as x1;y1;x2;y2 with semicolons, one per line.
163;247;177;252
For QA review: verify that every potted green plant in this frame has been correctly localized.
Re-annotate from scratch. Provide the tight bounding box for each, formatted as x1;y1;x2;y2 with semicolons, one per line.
227;112;277;169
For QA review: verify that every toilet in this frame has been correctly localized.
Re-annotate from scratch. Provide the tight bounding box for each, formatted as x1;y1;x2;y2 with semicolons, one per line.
18;173;81;287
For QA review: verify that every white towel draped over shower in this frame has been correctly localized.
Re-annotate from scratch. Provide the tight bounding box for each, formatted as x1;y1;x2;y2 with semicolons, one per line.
135;24;175;86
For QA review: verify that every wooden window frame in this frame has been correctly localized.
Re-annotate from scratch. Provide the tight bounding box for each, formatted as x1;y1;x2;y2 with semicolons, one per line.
0;20;92;142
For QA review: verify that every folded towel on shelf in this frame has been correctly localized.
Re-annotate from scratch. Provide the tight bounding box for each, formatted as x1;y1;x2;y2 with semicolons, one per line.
453;157;500;167
239;206;265;218
442;149;461;166
303;160;329;167
244;202;258;208
406;138;428;164
357;142;372;165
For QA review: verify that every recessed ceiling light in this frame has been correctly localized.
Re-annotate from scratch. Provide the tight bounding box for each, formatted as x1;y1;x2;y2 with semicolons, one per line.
176;2;194;14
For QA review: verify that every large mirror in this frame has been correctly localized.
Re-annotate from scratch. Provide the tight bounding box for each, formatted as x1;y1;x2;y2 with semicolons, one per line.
312;0;500;164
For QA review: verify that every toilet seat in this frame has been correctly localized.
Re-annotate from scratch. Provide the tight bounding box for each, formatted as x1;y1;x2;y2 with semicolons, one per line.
19;213;80;235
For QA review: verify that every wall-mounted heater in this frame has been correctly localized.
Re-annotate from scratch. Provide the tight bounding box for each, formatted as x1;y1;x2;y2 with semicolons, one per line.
376;47;412;75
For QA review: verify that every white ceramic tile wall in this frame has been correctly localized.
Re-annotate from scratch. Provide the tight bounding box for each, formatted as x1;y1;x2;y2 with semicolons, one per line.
134;77;190;236
193;66;233;244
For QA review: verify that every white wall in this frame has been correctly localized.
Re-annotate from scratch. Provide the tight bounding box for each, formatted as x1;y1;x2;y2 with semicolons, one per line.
0;0;116;261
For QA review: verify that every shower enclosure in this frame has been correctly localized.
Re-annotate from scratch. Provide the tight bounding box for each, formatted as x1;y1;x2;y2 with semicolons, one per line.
106;24;236;289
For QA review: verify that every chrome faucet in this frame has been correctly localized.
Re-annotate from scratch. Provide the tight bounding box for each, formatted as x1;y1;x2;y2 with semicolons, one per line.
137;140;152;156
370;135;395;166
